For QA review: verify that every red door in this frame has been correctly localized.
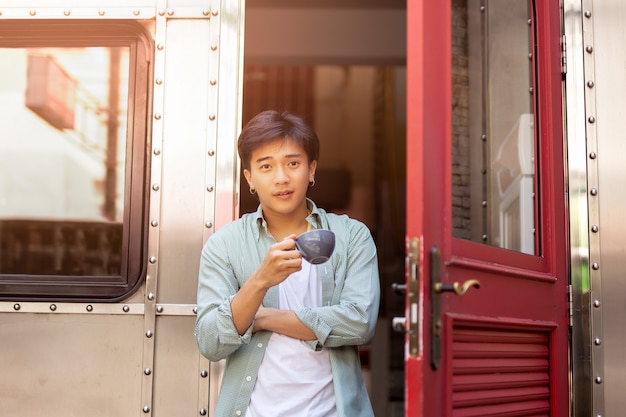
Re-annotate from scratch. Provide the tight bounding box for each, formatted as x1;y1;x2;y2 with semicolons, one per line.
405;1;569;416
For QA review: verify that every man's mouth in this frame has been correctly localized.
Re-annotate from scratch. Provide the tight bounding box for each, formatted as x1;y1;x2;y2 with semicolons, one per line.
274;190;293;197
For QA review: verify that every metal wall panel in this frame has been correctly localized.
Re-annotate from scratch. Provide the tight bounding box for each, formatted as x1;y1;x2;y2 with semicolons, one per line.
591;0;626;414
158;18;212;304
0;313;144;416
153;316;202;416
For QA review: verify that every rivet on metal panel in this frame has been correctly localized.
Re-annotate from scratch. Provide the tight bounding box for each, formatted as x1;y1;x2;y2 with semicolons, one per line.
50;304;57;311
527;19;531;26
0;11;3;16
481;134;487;141
86;305;93;312
588;116;596;123
210;79;217;86
592;262;599;270
593;300;601;308
201;369;208;377
143;405;151;413
212;9;219;16
29;10;36;16
158;9;165;16
146;330;153;338
584;10;592;18
155;78;163;85
149;256;157;264
591;225;599;233
133;9;140;16
481;200;487;207
587;80;595;88
151;219;159;227
528;87;533;94
528;53;532;60
205;221;213;229
211;45;218;51
480;6;485;12
13;303;20;311
595;376;603;384
157;305;163;313
208;149;215;156
153;148;161;156
589;152;597;159
144;368;152;375
207;185;214;192
594;338;602;345
200;408;207;416
481;234;488;241
590;188;598;196
148;292;155;300
209;114;216;121
167;9;174;16
154;113;162;120
152;183;160;191
64;10;71;16
585;45;593;53
193;306;198;314
123;305;130;312
203;9;210;16
98;10;105;16
157;43;164;51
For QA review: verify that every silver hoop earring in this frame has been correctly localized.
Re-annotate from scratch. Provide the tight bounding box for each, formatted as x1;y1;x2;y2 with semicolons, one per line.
249;187;256;195
309;179;315;187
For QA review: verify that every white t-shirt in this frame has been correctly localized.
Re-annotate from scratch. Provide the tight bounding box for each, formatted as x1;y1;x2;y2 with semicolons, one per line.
247;261;337;417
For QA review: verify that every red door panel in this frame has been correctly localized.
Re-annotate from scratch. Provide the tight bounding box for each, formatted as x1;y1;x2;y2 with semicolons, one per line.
405;1;568;416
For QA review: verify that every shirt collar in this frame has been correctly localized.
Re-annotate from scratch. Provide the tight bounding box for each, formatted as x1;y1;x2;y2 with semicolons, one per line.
253;198;322;241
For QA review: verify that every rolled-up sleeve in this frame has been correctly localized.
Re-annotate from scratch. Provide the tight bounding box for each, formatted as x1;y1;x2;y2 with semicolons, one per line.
295;219;380;349
195;231;253;361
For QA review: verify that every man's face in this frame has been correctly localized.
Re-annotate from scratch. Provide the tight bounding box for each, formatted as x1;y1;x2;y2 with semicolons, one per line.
243;138;316;219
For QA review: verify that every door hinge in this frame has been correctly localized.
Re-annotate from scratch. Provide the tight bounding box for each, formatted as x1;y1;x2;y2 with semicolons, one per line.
567;284;573;327
561;35;567;76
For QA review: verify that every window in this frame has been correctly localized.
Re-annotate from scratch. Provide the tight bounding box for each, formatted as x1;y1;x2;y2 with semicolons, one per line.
0;21;152;300
451;0;537;255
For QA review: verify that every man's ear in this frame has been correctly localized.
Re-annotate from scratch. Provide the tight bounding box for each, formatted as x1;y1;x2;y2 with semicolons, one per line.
308;160;317;181
243;169;252;186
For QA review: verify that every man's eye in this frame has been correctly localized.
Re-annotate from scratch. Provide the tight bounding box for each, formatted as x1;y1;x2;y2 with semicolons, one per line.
260;164;271;170
288;161;300;167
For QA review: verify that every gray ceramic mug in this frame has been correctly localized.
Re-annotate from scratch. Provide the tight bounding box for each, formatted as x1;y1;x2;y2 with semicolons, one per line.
295;229;336;265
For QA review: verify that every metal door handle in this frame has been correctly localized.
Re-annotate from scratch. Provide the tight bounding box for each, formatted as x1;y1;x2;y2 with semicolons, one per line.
433;279;480;296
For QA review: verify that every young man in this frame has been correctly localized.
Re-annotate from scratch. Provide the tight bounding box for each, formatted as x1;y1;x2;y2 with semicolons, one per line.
195;110;380;417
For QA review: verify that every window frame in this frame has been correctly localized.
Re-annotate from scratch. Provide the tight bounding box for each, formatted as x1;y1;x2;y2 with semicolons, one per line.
0;20;152;301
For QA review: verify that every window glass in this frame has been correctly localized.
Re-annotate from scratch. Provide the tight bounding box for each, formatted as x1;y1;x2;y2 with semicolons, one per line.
451;0;536;255
0;47;128;276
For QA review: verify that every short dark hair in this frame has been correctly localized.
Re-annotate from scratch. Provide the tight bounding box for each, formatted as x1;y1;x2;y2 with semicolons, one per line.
238;110;320;171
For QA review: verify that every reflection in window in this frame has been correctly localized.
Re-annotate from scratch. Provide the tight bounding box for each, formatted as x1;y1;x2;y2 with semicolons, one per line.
452;0;536;255
0;47;129;275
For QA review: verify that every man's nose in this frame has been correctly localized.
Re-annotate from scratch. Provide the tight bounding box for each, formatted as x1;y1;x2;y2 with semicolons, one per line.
274;167;289;183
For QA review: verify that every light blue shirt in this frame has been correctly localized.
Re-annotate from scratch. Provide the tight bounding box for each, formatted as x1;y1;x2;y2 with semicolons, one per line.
195;199;380;417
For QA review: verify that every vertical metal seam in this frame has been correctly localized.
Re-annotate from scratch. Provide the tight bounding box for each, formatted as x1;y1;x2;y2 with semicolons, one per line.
580;0;604;415
141;3;167;416
198;1;222;414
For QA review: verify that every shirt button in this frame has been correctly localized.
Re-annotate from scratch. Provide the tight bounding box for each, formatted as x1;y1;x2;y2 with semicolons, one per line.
246;375;252;382
257;343;263;348
235;411;242;416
